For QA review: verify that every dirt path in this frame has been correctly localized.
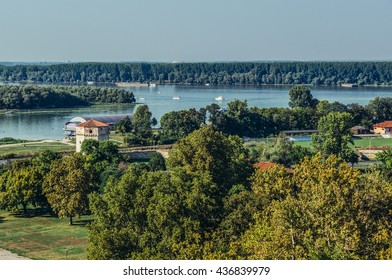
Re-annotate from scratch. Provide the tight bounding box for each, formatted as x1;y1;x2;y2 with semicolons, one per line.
0;249;30;260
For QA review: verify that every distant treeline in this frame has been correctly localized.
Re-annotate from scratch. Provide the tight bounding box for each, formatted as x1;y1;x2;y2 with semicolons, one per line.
0;85;135;109
1;62;392;85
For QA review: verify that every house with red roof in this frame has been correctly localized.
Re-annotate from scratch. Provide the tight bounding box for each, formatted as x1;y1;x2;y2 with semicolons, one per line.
373;121;392;135
75;119;109;152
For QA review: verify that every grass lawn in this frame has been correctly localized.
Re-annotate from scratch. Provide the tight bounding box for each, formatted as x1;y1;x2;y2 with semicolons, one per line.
352;138;392;148
293;141;313;148
0;209;90;260
0;142;74;157
293;137;392;149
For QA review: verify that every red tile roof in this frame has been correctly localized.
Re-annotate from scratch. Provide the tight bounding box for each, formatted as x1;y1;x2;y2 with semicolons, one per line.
76;119;109;128
373;121;392;128
253;162;293;173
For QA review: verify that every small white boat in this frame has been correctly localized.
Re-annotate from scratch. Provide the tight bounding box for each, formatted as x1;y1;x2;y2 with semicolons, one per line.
149;83;156;87
139;97;145;101
215;96;223;101
205;83;210;86
340;83;358;88
172;96;181;100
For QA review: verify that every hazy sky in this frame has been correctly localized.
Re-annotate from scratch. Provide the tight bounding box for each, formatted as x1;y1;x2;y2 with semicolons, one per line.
1;0;391;62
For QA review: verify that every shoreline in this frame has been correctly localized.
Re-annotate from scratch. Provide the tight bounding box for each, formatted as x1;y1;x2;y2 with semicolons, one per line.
2;81;392;88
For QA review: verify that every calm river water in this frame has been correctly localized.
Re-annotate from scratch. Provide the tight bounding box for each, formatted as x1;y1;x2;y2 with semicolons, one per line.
1;84;392;140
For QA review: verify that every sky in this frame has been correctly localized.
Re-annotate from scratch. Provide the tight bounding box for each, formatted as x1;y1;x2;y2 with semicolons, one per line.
0;0;391;62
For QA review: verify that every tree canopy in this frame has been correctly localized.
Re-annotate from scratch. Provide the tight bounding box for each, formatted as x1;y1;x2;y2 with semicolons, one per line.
43;153;97;225
312;112;357;164
2;61;392;86
289;85;318;108
0;164;45;214
167;126;252;192
0;85;135;109
239;154;392;260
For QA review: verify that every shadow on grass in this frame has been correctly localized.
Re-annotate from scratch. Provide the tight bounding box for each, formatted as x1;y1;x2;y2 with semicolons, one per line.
11;208;57;218
71;218;95;227
0;216;4;224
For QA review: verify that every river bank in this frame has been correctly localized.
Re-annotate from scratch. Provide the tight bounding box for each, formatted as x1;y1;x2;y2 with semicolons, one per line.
2;85;392;140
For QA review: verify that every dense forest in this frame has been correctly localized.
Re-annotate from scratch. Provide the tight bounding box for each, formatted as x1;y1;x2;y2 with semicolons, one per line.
0;85;135;109
1;61;392;85
0;128;391;260
0;85;391;260
117;86;392;149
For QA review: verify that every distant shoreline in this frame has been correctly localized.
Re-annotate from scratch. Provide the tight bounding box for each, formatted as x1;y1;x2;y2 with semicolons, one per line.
2;81;392;89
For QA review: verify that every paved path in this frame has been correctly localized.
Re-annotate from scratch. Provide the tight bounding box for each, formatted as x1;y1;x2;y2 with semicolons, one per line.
0;249;30;260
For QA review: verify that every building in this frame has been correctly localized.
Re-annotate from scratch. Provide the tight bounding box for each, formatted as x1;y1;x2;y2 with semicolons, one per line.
75;119;109;152
351;125;370;135
373;121;392;135
64;115;132;136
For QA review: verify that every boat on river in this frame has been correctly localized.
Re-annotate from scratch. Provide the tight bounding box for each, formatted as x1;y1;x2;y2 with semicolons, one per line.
115;82;149;87
172;96;181;100
215;96;224;101
340;83;358;88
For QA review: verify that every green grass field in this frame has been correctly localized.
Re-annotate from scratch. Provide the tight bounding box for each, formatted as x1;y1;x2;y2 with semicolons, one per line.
0;210;90;260
352;138;392;148
0;141;74;157
294;137;392;149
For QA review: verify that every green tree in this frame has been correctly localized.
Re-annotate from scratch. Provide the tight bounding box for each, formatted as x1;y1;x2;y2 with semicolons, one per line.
346;103;372;126
288;85;318;108
167;126;252;192
316;100;348;117
87;166;220;260
312;112;357;163
132;105;155;139
366;97;392;123
80;139;100;156
239;154;392;259
148;152;166;171
43;153;97;225
258;134;313;167
81;139;119;163
375;149;392;179
376;149;392;168
160;108;205;140
0;165;45;214
115;116;133;135
205;103;225;131
31;150;62;173
208;164;293;259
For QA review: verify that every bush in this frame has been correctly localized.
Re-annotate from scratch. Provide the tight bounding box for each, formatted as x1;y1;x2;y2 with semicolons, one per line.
0;153;17;159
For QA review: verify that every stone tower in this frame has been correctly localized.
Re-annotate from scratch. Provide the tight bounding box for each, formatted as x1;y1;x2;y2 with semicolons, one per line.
75;119;110;152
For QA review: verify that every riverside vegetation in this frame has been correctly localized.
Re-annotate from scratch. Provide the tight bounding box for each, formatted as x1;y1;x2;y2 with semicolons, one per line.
1;61;392;85
0;85;135;109
0;85;391;260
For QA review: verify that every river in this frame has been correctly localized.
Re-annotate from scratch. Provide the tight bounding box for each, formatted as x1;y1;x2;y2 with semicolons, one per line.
1;85;392;140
